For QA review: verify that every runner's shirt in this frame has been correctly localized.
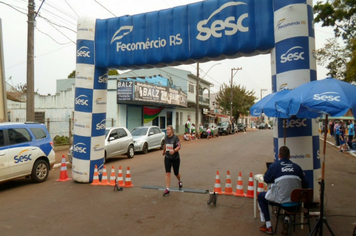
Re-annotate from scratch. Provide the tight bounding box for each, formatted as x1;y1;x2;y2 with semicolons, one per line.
164;134;180;160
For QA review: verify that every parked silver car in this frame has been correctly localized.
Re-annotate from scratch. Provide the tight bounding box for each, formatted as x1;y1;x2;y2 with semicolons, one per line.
68;127;134;163
131;126;165;154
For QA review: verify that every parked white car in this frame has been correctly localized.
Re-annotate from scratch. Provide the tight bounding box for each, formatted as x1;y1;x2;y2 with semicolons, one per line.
131;126;165;154
0;122;55;183
68;127;134;163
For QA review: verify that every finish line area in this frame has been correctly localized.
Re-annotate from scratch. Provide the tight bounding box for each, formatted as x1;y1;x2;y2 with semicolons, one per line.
141;185;209;194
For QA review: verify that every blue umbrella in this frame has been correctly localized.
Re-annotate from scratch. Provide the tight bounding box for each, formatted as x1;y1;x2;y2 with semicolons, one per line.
250;90;321;118
276;77;356;119
275;77;356;236
250;90;319;145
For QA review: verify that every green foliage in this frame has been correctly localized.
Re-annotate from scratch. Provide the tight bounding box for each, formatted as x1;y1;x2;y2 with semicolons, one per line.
108;70;119;75
68;70;119;78
68;70;76;78
346;38;356;82
53;135;70;146
314;0;356;82
215;83;257;120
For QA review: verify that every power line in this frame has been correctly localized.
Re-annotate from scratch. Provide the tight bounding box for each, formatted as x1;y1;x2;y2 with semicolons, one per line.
0;1;27;15
37;14;76;33
64;0;79;18
35;26;73;45
94;0;116;17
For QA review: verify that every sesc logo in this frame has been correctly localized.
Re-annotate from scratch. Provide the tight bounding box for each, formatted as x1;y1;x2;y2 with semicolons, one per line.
14;149;32;163
77;46;91;58
75;95;89;106
96;119;106;130
196;2;249;41
313;92;340;102
98;73;108;84
283;119;307;128
73;143;87;154
110;26;134;44
280;46;305;63
252;109;260;116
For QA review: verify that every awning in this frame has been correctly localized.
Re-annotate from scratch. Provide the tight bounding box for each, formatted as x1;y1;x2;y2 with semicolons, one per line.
205;114;216;118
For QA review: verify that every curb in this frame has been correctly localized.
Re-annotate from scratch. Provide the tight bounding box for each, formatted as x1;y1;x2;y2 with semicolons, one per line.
320;136;356;157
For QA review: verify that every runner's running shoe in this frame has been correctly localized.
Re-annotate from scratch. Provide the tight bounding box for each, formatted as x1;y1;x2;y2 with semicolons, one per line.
179;181;183;190
163;189;170;197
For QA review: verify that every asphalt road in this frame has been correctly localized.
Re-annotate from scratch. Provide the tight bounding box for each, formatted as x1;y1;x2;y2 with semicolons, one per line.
1;129;355;236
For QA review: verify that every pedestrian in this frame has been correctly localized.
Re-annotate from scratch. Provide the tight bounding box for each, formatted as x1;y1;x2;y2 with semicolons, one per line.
334;121;340;146
162;125;182;197
339;125;348;152
258;146;309;235
329;121;334;137
191;123;196;136
207;126;211;139
185;118;191;134
199;123;204;138
348;121;355;148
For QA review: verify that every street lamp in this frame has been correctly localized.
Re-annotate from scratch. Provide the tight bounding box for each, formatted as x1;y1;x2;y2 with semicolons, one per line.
201;63;221;79
196;62;222;138
230;67;242;122
260;89;268;100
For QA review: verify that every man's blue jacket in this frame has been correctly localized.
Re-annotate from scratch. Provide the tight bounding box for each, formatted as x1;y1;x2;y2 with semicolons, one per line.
264;158;309;203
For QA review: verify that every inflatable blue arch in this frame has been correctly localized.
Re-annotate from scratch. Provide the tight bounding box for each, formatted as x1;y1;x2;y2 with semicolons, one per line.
73;0;319;200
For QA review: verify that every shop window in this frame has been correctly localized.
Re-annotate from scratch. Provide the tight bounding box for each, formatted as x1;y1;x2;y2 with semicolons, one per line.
152;117;158;126
167;111;172;126
159;116;166;129
189;83;194;93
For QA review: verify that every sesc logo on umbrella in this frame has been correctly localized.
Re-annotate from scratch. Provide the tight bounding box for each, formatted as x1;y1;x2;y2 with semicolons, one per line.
313;92;340;102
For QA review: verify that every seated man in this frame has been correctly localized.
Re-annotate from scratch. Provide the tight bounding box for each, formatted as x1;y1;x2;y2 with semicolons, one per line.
257;146;309;235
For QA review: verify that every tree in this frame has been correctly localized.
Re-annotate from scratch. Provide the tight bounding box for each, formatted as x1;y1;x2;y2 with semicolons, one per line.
314;0;356;82
215;83;257;120
108;70;119;75
68;69;119;78
68;70;76;78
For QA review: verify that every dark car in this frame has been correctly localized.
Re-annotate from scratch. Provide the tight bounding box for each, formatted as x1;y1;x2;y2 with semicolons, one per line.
236;123;246;132
218;121;231;135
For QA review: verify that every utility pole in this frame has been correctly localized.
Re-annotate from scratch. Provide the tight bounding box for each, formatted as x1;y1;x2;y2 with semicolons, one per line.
0;19;7;122
196;63;200;139
26;0;35;121
230;67;242;122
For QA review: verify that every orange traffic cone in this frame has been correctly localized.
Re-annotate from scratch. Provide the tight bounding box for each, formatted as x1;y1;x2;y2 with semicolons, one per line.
223;170;233;195
257;181;264;195
56;155;71;182
246;172;254;198
213;171;223;194
91;165;100;185
124;166;134;187
116;166;125;187
108;165;116;186
234;171;246;197
100;165;109;186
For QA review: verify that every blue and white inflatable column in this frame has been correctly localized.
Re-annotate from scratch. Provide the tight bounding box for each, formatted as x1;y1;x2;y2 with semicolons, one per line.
271;0;320;200
73;17;108;182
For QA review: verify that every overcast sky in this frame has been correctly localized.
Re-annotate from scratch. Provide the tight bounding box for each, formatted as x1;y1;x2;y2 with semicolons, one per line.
0;0;335;97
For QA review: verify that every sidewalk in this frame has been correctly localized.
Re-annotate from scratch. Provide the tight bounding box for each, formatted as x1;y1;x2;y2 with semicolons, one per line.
320;133;356;157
